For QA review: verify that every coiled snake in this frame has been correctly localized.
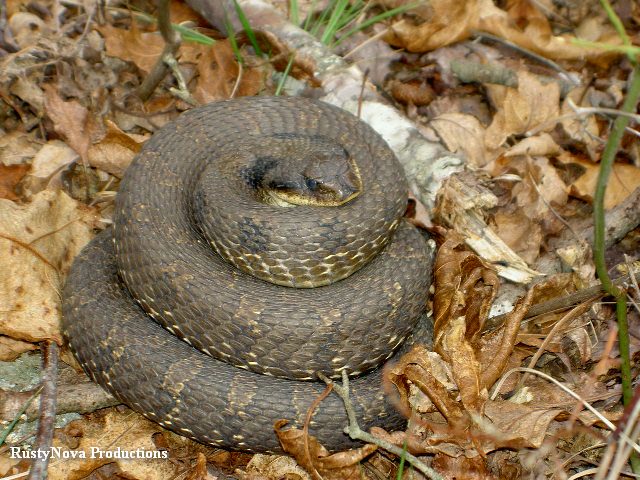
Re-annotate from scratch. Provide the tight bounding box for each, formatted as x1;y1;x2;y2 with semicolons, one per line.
62;97;434;453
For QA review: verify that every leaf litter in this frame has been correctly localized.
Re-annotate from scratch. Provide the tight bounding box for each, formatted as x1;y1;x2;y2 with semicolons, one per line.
0;0;639;478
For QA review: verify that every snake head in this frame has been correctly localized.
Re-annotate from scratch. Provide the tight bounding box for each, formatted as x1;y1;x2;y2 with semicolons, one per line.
249;134;363;207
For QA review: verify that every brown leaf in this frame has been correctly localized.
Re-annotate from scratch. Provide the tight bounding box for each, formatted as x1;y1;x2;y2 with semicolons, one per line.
383;0;619;63
0;164;29;200
97;23;164;74
87;120;145;178
240;453;310;479
275;420;377;480
432;453;493;480
558;152;640;209
47;409;178;480
388;79;435;106
0;335;37;361
43;84;94;163
192;40;264;103
0;189;97;344
485;71;560;150
430;113;491;167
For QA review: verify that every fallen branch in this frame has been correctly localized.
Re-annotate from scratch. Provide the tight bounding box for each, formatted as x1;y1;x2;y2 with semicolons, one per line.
319;371;444;480
27;341;58;480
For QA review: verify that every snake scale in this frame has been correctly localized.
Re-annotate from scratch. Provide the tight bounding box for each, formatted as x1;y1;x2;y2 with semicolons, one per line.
62;97;434;453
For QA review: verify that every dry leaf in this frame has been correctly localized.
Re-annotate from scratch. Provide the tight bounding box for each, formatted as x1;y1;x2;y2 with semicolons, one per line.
275;420;377;480
0;335;37;361
430;113;491;167
241;453;310;479
561;87;600;157
0;131;40;166
0;164;30;200
87;120;145;178
97;23;164;74
0;189;97;344
558;152;640;208
384;238;577;456
433;172;542;282
43;84;95;163
432;453;492;479
192;40;264;103
384;0;619;63
485;71;560;150
21;140;79;196
47;409;178;480
504;134;562;158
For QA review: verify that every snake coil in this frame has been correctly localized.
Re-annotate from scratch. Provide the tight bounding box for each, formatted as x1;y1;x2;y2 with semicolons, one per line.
63;97;434;452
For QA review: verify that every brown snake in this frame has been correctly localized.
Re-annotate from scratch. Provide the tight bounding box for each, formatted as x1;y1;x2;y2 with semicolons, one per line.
62;96;434;452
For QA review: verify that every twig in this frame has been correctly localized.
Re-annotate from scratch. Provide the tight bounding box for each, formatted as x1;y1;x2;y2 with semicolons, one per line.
303;385;332;480
164;54;198;106
593;65;640;408
27;342;59;480
472;32;579;88
516;300;596;390
0;381;119;422
318;372;444;480
485;270;640;331
136;0;182;101
526;100;640;137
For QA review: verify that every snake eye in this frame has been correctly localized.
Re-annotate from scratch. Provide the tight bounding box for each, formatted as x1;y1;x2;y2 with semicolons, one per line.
305;178;319;190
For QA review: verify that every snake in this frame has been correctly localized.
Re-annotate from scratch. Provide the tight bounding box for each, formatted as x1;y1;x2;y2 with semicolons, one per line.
62;96;434;453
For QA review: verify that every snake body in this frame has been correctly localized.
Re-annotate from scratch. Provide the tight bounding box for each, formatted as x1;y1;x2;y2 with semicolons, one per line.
62;97;434;452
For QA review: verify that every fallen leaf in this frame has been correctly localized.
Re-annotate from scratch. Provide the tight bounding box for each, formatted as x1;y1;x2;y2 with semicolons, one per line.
383;0;620;63
192;40;264;103
485;71;560;150
47;409;178;480
561;87;601;158
0;164;30;200
0;189;97;344
87;120;145;178
97;23;164;75
0;335;37;361
558;152;640;208
504;134;562;158
21;140;79;196
275;420;377;480
240;453;310;480
432;453;492;479
433;171;542;282
430;113;492;167
43;84;97;163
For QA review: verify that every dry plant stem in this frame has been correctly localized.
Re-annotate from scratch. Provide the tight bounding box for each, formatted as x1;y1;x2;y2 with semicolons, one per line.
472;32;578;87
304;384;333;480
1;382;119;422
595;386;640;480
516;300;597;391
165;54;198;106
27;342;58;480
527;101;640;136
137;0;181;101
485;270;640;331
594;65;640;409
318;372;445;480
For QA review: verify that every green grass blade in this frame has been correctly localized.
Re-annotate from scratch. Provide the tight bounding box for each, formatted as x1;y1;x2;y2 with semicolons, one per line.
320;0;350;44
232;0;264;57
274;53;296;96
289;0;299;24
335;1;421;46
